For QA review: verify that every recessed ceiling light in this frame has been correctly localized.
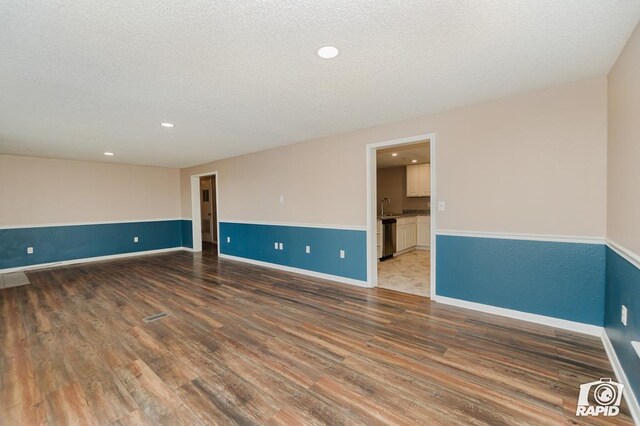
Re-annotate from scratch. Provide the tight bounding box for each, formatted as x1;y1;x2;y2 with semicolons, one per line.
160;122;174;128
412;159;418;163
391;153;398;157
104;152;114;156
317;46;339;59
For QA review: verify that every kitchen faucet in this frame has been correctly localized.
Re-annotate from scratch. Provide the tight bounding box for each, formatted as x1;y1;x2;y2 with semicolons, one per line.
381;197;391;216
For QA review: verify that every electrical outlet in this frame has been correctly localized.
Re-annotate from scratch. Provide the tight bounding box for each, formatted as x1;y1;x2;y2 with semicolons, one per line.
279;243;283;250
622;305;628;326
340;250;345;259
226;237;231;243
274;242;279;250
305;245;311;254
134;236;139;243
27;246;34;254
438;201;446;211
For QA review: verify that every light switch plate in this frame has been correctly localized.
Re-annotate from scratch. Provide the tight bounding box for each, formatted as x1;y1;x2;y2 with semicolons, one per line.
305;245;311;254
274;242;279;249
438;201;446;211
226;237;231;243
279;243;283;250
622;305;628;326
27;247;34;254
340;250;345;259
134;236;139;243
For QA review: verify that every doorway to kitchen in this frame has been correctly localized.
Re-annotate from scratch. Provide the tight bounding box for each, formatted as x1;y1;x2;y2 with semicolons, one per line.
366;134;435;298
199;175;218;252
190;171;220;254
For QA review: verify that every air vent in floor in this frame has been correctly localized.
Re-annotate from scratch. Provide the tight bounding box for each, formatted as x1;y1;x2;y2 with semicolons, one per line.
143;312;170;323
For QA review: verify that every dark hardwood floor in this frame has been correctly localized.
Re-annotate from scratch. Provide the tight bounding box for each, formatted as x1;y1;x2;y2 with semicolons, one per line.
202;241;217;252
0;249;633;425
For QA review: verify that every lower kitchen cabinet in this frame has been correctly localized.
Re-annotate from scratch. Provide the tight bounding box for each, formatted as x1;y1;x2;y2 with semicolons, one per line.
377;215;430;258
416;215;430;248
396;216;417;252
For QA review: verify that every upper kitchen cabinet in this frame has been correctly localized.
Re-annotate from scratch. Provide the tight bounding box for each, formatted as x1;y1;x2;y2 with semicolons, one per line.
406;163;430;197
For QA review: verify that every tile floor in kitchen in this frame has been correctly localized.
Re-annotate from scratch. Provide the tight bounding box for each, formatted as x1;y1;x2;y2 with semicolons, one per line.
377;249;430;297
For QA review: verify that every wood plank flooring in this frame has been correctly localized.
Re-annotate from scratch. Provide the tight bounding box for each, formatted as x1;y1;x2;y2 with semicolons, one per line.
0;250;634;425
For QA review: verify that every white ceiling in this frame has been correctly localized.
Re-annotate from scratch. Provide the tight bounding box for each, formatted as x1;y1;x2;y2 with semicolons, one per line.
377;142;429;168
1;1;639;168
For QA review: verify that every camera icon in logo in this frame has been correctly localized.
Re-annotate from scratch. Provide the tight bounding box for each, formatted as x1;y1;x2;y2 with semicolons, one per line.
576;378;624;417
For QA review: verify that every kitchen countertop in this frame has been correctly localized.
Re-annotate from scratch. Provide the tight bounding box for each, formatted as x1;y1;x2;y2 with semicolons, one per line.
377;212;430;220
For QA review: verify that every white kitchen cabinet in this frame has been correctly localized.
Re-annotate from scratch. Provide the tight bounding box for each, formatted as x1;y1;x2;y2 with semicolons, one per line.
395;216;417;252
396;228;406;252
406;165;419;197
416;215;430;248
404;223;417;248
406;164;430;197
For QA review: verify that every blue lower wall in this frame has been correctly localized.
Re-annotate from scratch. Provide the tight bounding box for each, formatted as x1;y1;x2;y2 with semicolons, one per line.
0;220;185;270
181;220;193;249
6;217;633;403
605;247;640;402
436;235;606;325
218;222;367;281
4;218;635;397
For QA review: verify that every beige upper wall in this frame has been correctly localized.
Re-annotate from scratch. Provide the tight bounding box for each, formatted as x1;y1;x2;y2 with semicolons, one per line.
181;77;607;237
608;22;640;255
0;155;181;226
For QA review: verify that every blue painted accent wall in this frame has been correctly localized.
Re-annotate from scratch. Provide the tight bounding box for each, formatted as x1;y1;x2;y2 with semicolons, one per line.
605;247;640;400
436;235;606;325
181;220;193;249
218;222;367;281
0;220;185;269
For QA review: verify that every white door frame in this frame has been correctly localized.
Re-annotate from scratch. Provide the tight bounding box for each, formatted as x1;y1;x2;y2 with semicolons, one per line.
190;171;220;255
365;132;436;298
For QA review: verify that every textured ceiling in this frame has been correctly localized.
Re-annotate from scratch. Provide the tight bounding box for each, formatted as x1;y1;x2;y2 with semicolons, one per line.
1;1;639;168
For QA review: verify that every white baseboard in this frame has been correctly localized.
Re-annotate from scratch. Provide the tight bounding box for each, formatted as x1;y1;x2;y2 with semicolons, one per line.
218;253;370;288
0;247;189;274
601;331;640;425
633;342;640;359
433;295;603;336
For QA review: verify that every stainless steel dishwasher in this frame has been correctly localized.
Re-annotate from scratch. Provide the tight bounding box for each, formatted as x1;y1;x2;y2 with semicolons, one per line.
381;217;396;261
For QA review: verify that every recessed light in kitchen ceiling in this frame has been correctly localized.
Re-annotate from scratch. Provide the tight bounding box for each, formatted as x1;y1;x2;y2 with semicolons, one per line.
104;152;114;156
160;122;174;128
317;46;339;59
391;153;398;157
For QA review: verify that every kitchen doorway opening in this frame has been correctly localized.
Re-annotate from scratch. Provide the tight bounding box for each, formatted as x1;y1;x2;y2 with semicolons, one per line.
365;133;436;298
200;175;218;251
190;171;220;254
